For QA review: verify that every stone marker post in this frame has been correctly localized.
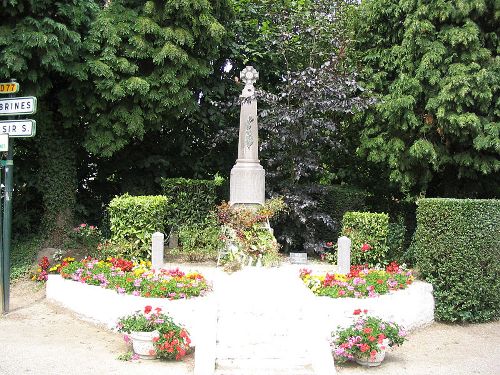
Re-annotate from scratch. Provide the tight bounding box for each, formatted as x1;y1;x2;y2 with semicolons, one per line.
151;232;164;270
229;66;265;205
337;236;351;275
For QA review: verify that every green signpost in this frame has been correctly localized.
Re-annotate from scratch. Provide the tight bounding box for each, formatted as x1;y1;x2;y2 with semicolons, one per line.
0;79;37;314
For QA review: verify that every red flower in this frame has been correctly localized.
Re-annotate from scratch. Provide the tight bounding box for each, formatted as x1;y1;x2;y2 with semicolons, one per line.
155;307;162;313
368;335;376;342
360;343;370;352
144;305;152;314
353;309;362;315
376;279;383;284
363;327;373;334
370;350;377;358
361;243;372;252
363;309;368;314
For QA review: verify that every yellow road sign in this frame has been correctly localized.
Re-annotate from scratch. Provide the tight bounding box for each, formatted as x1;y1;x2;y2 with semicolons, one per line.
0;82;19;94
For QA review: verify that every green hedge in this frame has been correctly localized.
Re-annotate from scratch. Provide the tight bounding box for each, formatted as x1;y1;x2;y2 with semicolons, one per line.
414;198;500;322
341;211;389;266
316;185;368;241
108;194;168;258
160;176;223;229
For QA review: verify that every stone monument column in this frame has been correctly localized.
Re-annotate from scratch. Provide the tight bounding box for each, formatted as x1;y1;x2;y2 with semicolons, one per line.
230;66;265;205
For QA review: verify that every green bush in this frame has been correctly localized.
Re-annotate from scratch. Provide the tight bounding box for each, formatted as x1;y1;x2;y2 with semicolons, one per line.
178;215;222;262
387;217;407;262
317;185;368;240
414;198;500;322
108;194;169;258
341;211;389;266
161;176;223;229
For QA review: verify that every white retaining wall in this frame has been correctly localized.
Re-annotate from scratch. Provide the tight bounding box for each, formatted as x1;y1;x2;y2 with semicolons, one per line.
46;274;216;346
311;280;434;339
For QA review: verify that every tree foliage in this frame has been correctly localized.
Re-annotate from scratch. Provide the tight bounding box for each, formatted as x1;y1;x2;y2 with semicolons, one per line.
0;0;99;241
81;0;229;156
353;0;500;198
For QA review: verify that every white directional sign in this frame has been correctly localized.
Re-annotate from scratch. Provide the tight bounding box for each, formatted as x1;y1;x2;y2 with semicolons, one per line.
0;96;37;116
0;120;36;137
0;134;8;151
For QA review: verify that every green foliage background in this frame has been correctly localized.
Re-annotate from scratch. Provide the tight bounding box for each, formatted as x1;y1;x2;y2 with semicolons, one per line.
414;198;500;322
108;194;169;258
352;0;499;197
341;211;389;266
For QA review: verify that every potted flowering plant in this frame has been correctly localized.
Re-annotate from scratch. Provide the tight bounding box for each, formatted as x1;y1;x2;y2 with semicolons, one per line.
332;309;407;367
117;305;191;360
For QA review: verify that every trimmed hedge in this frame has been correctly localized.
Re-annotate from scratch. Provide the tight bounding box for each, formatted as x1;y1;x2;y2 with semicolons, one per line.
314;185;368;242
108;194;169;258
160;176;223;229
414;198;500;322
341;211;389;266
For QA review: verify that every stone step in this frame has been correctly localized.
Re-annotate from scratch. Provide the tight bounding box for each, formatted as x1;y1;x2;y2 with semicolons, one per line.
215;358;315;375
216;342;310;360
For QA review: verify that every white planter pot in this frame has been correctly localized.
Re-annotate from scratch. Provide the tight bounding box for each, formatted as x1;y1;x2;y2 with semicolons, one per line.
129;330;160;359
354;339;390;367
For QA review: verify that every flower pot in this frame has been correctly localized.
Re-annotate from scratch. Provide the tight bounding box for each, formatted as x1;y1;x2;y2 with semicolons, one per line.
354;339;390;367
129;330;160;359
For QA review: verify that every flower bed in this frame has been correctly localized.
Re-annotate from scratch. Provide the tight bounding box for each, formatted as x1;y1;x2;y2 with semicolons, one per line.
300;262;414;298
60;258;209;299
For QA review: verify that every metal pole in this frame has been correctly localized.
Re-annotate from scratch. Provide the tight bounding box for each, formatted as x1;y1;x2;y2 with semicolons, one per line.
0;153;4;314
1;78;15;314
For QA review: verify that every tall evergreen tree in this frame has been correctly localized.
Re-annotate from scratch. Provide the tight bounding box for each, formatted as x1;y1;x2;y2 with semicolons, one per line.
353;0;499;197
0;0;99;241
81;0;229;156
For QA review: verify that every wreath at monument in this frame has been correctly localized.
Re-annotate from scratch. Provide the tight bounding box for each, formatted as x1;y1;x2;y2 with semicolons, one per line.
216;197;286;271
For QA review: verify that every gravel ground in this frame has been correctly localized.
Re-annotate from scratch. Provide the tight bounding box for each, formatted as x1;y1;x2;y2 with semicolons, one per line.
0;280;499;375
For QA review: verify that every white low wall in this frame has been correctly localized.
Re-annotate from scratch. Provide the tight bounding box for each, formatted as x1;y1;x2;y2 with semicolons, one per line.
46;274;216;346
311;280;434;338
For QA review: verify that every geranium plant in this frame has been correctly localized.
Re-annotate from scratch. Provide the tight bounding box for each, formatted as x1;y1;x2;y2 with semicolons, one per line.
300;262;414;298
117;306;191;361
332;309;406;363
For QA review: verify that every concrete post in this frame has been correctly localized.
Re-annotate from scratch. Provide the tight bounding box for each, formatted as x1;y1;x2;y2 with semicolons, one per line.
151;232;164;270
337;236;351;275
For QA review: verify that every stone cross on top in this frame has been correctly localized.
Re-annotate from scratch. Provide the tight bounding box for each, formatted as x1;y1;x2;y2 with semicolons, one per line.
240;66;259;86
229;66;265;205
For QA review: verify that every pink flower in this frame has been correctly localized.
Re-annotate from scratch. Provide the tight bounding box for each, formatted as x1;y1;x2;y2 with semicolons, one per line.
123;334;130;343
80;223;87;228
326;241;333;247
353;309;362;315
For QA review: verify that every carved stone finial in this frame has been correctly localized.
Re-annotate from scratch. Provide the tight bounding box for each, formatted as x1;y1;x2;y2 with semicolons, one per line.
240;66;259;86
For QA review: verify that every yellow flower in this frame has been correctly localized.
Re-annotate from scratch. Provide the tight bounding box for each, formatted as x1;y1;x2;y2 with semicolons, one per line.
134;268;145;277
49;265;60;272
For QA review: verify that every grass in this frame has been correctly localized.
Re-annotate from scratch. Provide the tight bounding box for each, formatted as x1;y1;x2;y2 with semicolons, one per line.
10;236;42;281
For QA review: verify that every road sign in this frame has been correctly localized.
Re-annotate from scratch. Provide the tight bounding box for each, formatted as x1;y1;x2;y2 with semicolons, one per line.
0;135;8;151
0;120;36;137
0;97;37;116
0;82;19;94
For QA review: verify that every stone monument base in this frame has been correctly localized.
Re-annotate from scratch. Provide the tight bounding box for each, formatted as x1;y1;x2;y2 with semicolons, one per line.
230;159;265;205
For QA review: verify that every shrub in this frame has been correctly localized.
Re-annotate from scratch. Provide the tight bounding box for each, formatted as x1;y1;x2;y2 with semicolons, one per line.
160;176;223;229
273;185;367;254
108;194;169;258
178;214;222;262
414;198;500;322
387;217;406;262
318;185;368;239
341;211;389;266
